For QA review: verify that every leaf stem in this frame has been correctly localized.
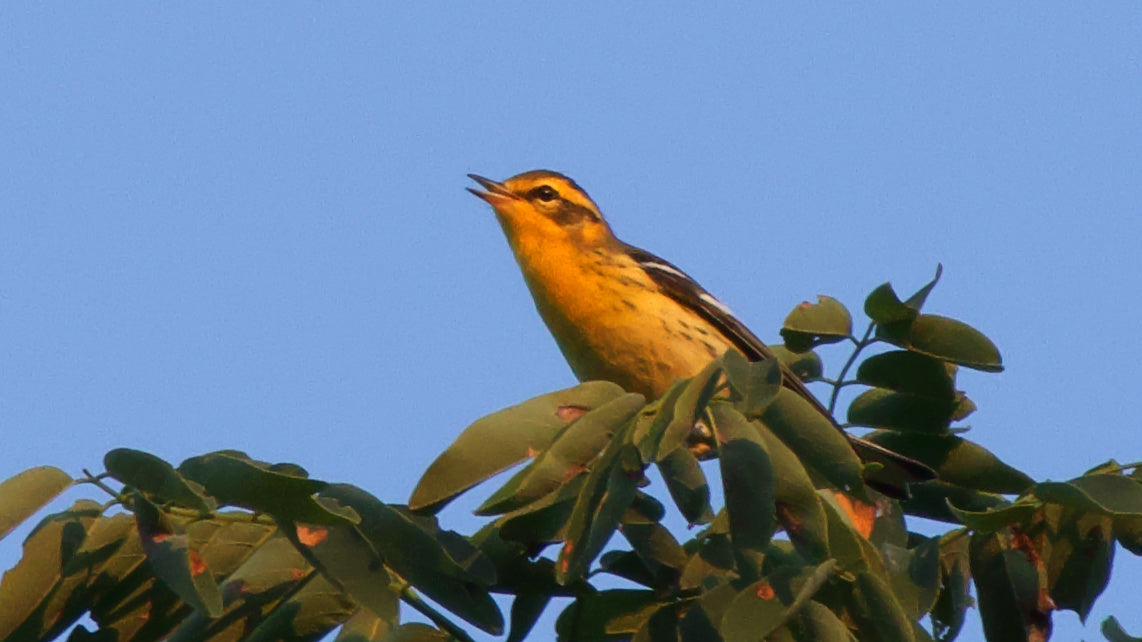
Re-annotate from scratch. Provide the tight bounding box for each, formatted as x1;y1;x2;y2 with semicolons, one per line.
828;322;876;414
80;468;126;500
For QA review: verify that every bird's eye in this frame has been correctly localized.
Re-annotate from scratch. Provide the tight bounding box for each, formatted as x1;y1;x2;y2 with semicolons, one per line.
530;185;559;202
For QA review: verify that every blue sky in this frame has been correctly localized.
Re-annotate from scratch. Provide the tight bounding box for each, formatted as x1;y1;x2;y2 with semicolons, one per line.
3;5;1141;641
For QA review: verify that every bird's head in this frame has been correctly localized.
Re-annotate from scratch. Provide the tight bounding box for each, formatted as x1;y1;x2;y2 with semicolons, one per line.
467;170;614;248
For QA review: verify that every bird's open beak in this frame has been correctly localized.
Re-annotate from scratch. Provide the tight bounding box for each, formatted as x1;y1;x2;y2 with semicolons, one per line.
467;174;519;204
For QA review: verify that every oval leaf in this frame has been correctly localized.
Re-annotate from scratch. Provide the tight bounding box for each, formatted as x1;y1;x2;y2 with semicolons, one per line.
855;351;955;400
781;296;853;351
890;314;1003;373
866;432;1033;494
410;381;626;513
0;466;73;541
847;388;956;433
105;449;214;513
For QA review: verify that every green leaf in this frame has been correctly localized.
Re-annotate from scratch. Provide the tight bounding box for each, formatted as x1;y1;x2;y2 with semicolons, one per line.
656;446;714;526
507;592;552;642
879;314;1003;373
761;388;866;496
557;440;642;585
901;480;1008;523
847;571;915;642
847;388;956;433
723;349;784;417
769;344;825;381
0;466;73;542
866;432;1033;494
904;264;944;310
882;537;941;621
498;477;582;547
1103;616;1142;642
817;492;885;577
409;381;627;513
680;532;737;591
1034;474;1142;516
632;601;688;642
781;296;853;351
1113;513;1142;556
1047;512;1114;622
970;529;1050;642
133;494;224;618
632;379;687;461
620;521;688;583
318;484;503;635
220;532;311;604
946;501;1039;532
104;448;214;512
790;601;857;641
280;521;394;621
711;404;776;562
930;532;971;642
719;560;837;641
751;421;830;562
659;357;725;458
865;283;917;326
274;572;359;639
335;606;399;642
555;589;662;640
178;452;356;526
856;351;956;400
477;392;644;515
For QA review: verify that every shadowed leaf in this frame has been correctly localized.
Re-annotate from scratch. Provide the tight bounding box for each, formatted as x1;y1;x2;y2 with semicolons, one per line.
751;421;830;562
659;358;725;458
557;440;642;585
769;344;824;381
848;388;956;433
178;452;355;526
319;484;502;635
133;494;223;618
946;501;1039;532
1103;616;1142;642
656;447;714;526
720;560;837;641
555;589;662;640
335;606;399;642
902;480;1008;523
847;571;915;642
710;404;775;568
104;449;214;513
970;529;1051;642
867;432;1033;494
761;389;865;497
856;351;955;400
0;500;102;641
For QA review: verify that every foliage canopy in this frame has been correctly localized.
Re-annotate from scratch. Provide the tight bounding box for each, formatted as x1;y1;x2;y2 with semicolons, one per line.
3;268;1140;642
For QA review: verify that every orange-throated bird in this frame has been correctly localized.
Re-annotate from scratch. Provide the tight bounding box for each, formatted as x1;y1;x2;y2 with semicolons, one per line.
467;170;934;495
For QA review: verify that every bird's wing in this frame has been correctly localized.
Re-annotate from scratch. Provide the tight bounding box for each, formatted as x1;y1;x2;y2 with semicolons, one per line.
624;242;936;492
622;243;830;414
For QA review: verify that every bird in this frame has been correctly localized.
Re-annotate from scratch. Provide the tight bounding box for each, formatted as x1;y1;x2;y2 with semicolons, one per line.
466;169;934;496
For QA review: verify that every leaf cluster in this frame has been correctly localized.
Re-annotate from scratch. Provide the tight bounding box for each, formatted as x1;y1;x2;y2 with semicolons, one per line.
2;268;1140;642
